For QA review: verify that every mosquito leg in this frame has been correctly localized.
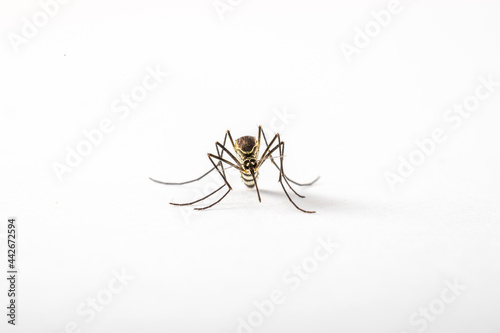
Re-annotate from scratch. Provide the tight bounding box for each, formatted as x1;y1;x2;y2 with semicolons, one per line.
216;131;230;179
218;129;238;171
279;171;315;213
257;125;261;143
149;166;216;185
258;136;281;169
226;129;236;149
256;132;279;169
285;176;320;186
194;188;231;210
215;141;242;167
275;136;306;198
259;126;319;187
258;126;279;169
259;139;315;213
170;184;225;206
169;128;242;207
169;152;240;207
258;130;304;198
151;130;235;186
208;153;237;189
169;141;230;206
191;153;244;210
276;139;315;214
218;130;237;169
169;144;228;206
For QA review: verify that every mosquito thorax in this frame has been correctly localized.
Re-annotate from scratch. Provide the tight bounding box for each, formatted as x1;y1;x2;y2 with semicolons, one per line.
234;135;260;187
234;136;260;166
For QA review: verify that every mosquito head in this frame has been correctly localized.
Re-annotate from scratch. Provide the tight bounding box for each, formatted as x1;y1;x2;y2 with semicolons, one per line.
243;159;257;171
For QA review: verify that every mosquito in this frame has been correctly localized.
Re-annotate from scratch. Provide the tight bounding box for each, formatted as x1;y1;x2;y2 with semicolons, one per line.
149;125;319;213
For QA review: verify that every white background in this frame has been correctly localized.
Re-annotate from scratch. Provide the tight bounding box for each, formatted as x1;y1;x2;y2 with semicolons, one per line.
1;0;500;332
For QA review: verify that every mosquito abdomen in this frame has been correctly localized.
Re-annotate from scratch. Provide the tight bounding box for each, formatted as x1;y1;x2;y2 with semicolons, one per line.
241;170;259;187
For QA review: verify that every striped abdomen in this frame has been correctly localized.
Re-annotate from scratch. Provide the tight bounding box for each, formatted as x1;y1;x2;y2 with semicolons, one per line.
240;168;259;188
